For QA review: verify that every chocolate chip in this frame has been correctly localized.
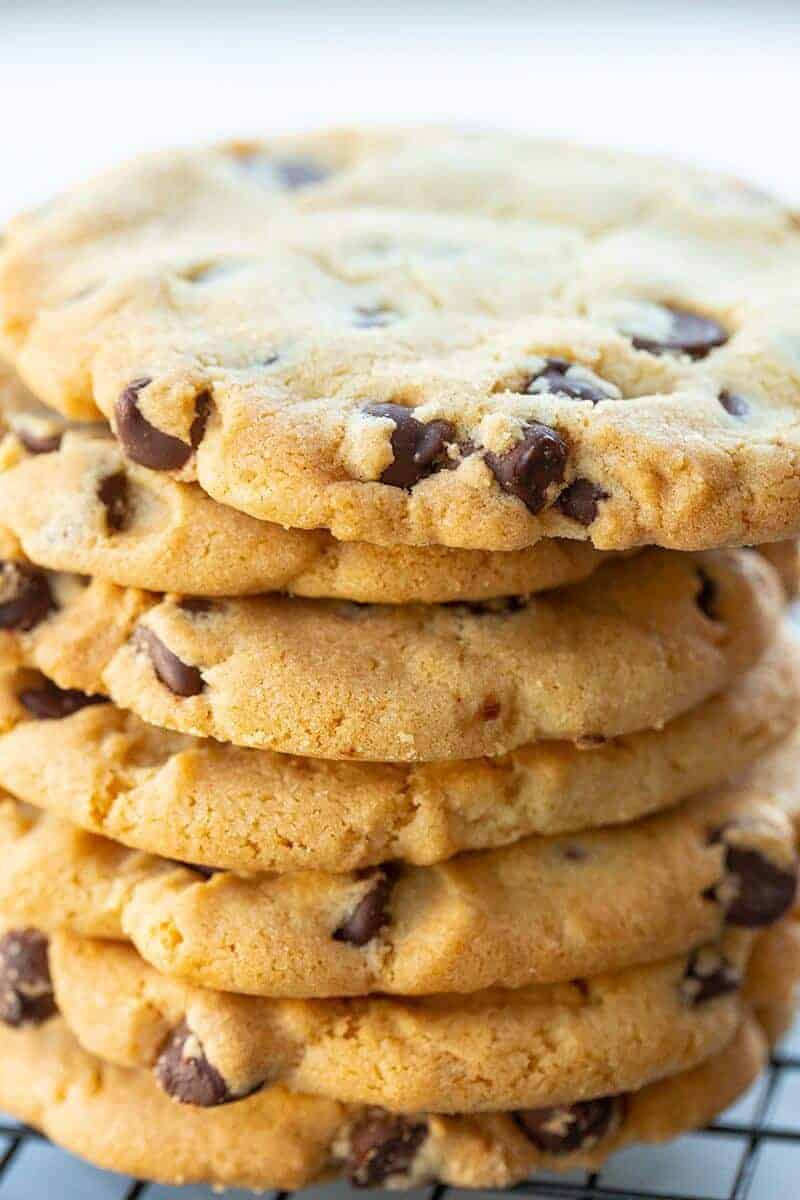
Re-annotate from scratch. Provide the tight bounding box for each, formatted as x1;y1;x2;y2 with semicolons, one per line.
629;306;728;359
116;380;210;471
333;869;395;947
136;627;204;697
186;864;220;880
97;471;129;533
556;479;608;526
705;824;797;927
346;1113;428;1187
0;562;54;631
695;568;719;621
19;679;108;720
680;946;742;1006
0;929;56;1027
513;1095;623;1155
719;391;749;417
354;305;396;328
189;391;212;449
525;358;616;404
486;423;569;515
155;1021;230;1107
17;428;62;455
364;403;455;489
276;158;330;190
562;844;589;862
479;695;502;721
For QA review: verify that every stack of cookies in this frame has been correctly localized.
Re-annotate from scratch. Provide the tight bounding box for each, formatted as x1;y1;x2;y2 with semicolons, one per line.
0;130;799;1192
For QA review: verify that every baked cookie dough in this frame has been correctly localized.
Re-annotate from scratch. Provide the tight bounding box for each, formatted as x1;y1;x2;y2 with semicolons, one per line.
0;628;795;871
0;926;758;1115
3;132;800;551
0;771;795;998
7;547;781;761
0;1014;769;1191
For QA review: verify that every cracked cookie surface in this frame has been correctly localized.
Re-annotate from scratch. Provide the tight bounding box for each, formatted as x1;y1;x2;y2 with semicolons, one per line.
3;131;800;551
0;755;795;999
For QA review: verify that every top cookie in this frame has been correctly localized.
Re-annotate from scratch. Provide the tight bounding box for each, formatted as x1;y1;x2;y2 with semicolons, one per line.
2;131;800;552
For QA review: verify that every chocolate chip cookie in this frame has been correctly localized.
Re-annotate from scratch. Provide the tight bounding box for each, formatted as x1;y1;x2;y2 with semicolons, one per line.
0;627;794;872
9;548;780;761
3;133;800;551
0;764;794;999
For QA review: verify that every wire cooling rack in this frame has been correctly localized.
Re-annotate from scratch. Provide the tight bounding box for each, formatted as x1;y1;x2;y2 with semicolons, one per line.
1;1021;799;1200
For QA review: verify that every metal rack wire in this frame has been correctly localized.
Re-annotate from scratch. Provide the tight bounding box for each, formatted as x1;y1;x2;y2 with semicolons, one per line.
0;1040;798;1200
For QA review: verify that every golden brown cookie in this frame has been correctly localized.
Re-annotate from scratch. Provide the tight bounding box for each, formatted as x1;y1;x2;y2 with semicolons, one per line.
0;1014;768;1190
0;628;795;871
3;133;800;552
0;768;795;999
6;547;780;761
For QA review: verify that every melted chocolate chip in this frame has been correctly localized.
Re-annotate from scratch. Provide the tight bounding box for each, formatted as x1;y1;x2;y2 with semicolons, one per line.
346;1113;428;1187
155;1021;230;1107
514;1095;623;1155
556;479;608;526
18;428;62;455
276;158;330;190
333;869;395;947
136;627;205;697
706;824;797;927
364;403;455;489
189;391;212;449
19;679;107;720
695;568;719;621
479;695;502;721
562;844;589;862
719;391;749;417
680;947;742;1006
97;471;129;532
0;929;56;1027
526;358;615;404
486;423;569;515
629;306;728;359
0;562;54;631
116;380;210;471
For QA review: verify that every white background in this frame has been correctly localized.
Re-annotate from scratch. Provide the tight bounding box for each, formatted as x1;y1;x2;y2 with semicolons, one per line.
1;0;799;222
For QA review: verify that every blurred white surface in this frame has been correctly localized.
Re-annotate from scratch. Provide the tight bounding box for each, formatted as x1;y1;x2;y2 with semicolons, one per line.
1;0;799;221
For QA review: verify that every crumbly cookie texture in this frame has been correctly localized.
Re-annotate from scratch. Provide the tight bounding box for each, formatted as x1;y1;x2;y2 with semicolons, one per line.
2;131;800;551
6;547;782;761
0;630;795;872
0;1015;768;1191
0;766;796;999
7;925;755;1115
0;371;618;601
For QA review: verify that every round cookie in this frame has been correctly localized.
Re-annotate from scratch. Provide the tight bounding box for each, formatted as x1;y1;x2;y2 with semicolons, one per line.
16;926;755;1114
0;427;617;602
0;628;795;872
11;547;781;761
3;133;800;552
0;779;795;999
0;1015;768;1191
